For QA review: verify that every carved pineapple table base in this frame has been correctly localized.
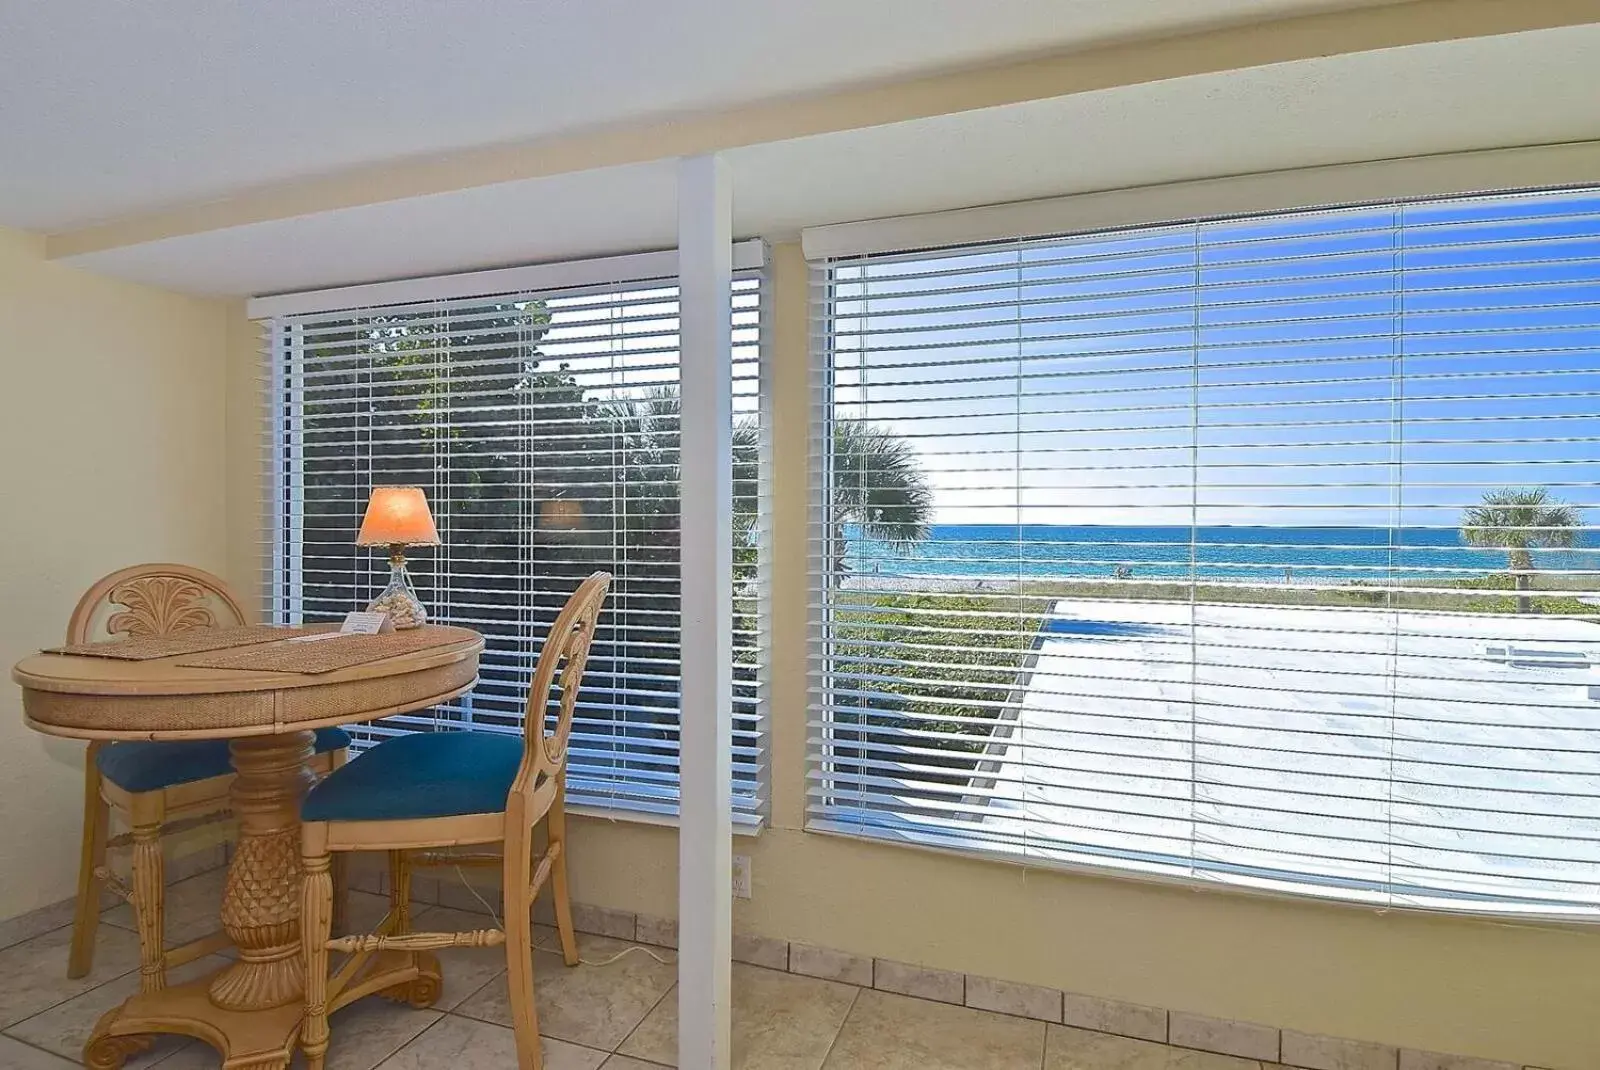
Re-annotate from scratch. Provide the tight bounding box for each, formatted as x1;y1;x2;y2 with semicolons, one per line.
82;733;442;1069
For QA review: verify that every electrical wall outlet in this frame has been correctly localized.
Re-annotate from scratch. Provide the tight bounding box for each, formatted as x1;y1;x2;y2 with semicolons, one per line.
731;854;752;899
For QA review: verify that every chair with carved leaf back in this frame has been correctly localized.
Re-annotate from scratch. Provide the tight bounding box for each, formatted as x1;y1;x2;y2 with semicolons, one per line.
66;563;352;992
298;571;611;1070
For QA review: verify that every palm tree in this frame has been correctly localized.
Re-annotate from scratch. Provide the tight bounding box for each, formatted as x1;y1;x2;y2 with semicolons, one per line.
829;419;933;570
598;389;932;572
1461;487;1580;614
594;387;762;571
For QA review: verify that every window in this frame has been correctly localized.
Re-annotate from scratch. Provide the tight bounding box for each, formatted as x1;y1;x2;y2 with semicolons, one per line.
811;187;1600;915
266;260;766;826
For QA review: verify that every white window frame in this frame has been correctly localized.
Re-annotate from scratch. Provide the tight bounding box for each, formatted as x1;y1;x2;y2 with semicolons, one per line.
800;148;1600;921
259;242;771;834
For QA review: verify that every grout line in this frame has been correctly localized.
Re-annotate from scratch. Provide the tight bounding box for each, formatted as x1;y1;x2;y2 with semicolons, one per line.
5;887;1514;1070
2;1016;198;1069
0;879;225;1061
0;1029;85;1064
0;916;75;956
613;978;678;1058
815;981;863;1069
444;970;514;1029
371;1011;453;1069
439;963;508;1019
0;958;144;1038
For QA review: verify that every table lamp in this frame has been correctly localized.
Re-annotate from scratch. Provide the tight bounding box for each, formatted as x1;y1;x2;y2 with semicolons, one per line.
538;497;584;533
356;486;440;629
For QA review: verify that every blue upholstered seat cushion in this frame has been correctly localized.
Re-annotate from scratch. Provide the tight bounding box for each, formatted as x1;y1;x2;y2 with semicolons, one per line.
96;728;352;793
301;731;522;822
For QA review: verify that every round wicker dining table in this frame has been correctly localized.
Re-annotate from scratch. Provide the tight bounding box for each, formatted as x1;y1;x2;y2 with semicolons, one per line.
12;624;483;1069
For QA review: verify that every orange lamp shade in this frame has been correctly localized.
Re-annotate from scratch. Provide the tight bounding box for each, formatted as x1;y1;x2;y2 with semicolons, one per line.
356;486;441;547
539;497;584;531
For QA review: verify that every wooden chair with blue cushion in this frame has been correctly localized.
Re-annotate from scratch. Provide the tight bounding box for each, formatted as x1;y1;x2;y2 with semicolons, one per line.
65;563;351;992
299;571;611;1070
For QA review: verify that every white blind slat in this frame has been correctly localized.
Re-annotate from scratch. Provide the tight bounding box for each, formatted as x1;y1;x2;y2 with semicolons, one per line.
266;268;768;825
810;186;1600;917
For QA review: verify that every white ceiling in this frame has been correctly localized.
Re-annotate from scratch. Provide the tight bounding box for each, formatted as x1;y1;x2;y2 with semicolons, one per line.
0;0;1388;231
69;25;1600;298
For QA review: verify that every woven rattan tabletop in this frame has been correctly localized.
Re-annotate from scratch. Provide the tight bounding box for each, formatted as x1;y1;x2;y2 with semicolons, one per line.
12;624;482;740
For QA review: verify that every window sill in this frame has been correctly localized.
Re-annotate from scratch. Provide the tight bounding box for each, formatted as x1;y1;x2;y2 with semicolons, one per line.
804;816;1596;930
567;802;765;838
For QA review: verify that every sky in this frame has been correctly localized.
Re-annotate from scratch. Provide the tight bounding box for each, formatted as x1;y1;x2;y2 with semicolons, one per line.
829;187;1600;534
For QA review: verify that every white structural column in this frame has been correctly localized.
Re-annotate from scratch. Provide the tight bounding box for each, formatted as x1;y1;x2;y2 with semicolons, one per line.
676;153;735;1070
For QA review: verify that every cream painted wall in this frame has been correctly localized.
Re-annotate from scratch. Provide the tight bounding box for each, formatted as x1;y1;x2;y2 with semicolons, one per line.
214;241;1599;1067
0;225;231;918
555;819;1599;1069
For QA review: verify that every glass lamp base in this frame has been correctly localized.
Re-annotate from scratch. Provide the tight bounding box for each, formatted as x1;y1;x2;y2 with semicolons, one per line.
367;558;427;629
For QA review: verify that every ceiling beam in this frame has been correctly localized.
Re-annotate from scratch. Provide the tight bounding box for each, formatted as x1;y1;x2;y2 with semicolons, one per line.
46;0;1600;260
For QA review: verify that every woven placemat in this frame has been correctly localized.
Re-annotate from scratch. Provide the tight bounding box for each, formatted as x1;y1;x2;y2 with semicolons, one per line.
47;625;318;660
172;629;463;674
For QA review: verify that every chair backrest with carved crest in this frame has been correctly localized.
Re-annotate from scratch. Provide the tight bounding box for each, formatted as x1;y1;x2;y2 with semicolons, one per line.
68;563;249;645
509;572;611;808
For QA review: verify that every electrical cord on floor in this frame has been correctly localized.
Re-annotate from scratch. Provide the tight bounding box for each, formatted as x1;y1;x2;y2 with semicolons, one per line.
452;864;677;968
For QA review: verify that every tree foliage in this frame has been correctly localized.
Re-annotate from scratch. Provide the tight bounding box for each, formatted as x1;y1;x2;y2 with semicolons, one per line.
1461;487;1581;613
830;420;934;549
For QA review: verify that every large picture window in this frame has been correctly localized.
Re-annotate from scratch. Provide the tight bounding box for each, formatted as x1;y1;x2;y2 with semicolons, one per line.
811;187;1600;914
266;262;766;825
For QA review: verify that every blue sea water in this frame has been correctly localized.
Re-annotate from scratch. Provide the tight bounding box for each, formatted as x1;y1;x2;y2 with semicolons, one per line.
844;525;1595;584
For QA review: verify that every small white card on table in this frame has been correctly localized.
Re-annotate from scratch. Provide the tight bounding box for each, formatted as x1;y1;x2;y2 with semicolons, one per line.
340;611;391;635
287;612;392;642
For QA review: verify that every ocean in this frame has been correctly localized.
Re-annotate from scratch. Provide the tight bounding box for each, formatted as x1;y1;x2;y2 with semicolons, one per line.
843;525;1596;585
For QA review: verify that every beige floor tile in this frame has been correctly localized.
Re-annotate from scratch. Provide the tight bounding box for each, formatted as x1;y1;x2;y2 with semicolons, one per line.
410;904;515;1011
569;904;638;941
1399;1052;1520;1070
603;1057;673;1069
967;976;1061;1024
102;869;226;950
617;963;858;1069
435;871;504;918
4;954;228;1066
532;922;574;951
338;890;399;936
453;932;676;1051
790;945;873;988
731;933;788;972
1168;1013;1279;1063
0;1035;82;1069
378;1013;607;1069
331;998;446;1070
823;989;1045;1070
0;898;81;954
1060;993;1165;1043
871;960;963;1006
0;922;142;1030
1046;1025;1260;1070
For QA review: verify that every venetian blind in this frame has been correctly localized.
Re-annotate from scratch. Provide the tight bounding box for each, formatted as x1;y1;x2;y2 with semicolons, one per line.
809;186;1600;915
264;261;767;826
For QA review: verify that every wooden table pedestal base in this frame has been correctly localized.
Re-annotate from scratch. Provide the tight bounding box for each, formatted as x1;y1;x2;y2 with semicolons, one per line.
82;952;441;1069
81;733;442;1069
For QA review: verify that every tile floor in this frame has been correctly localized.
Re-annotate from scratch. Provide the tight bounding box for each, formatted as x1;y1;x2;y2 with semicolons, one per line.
0;871;1300;1069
